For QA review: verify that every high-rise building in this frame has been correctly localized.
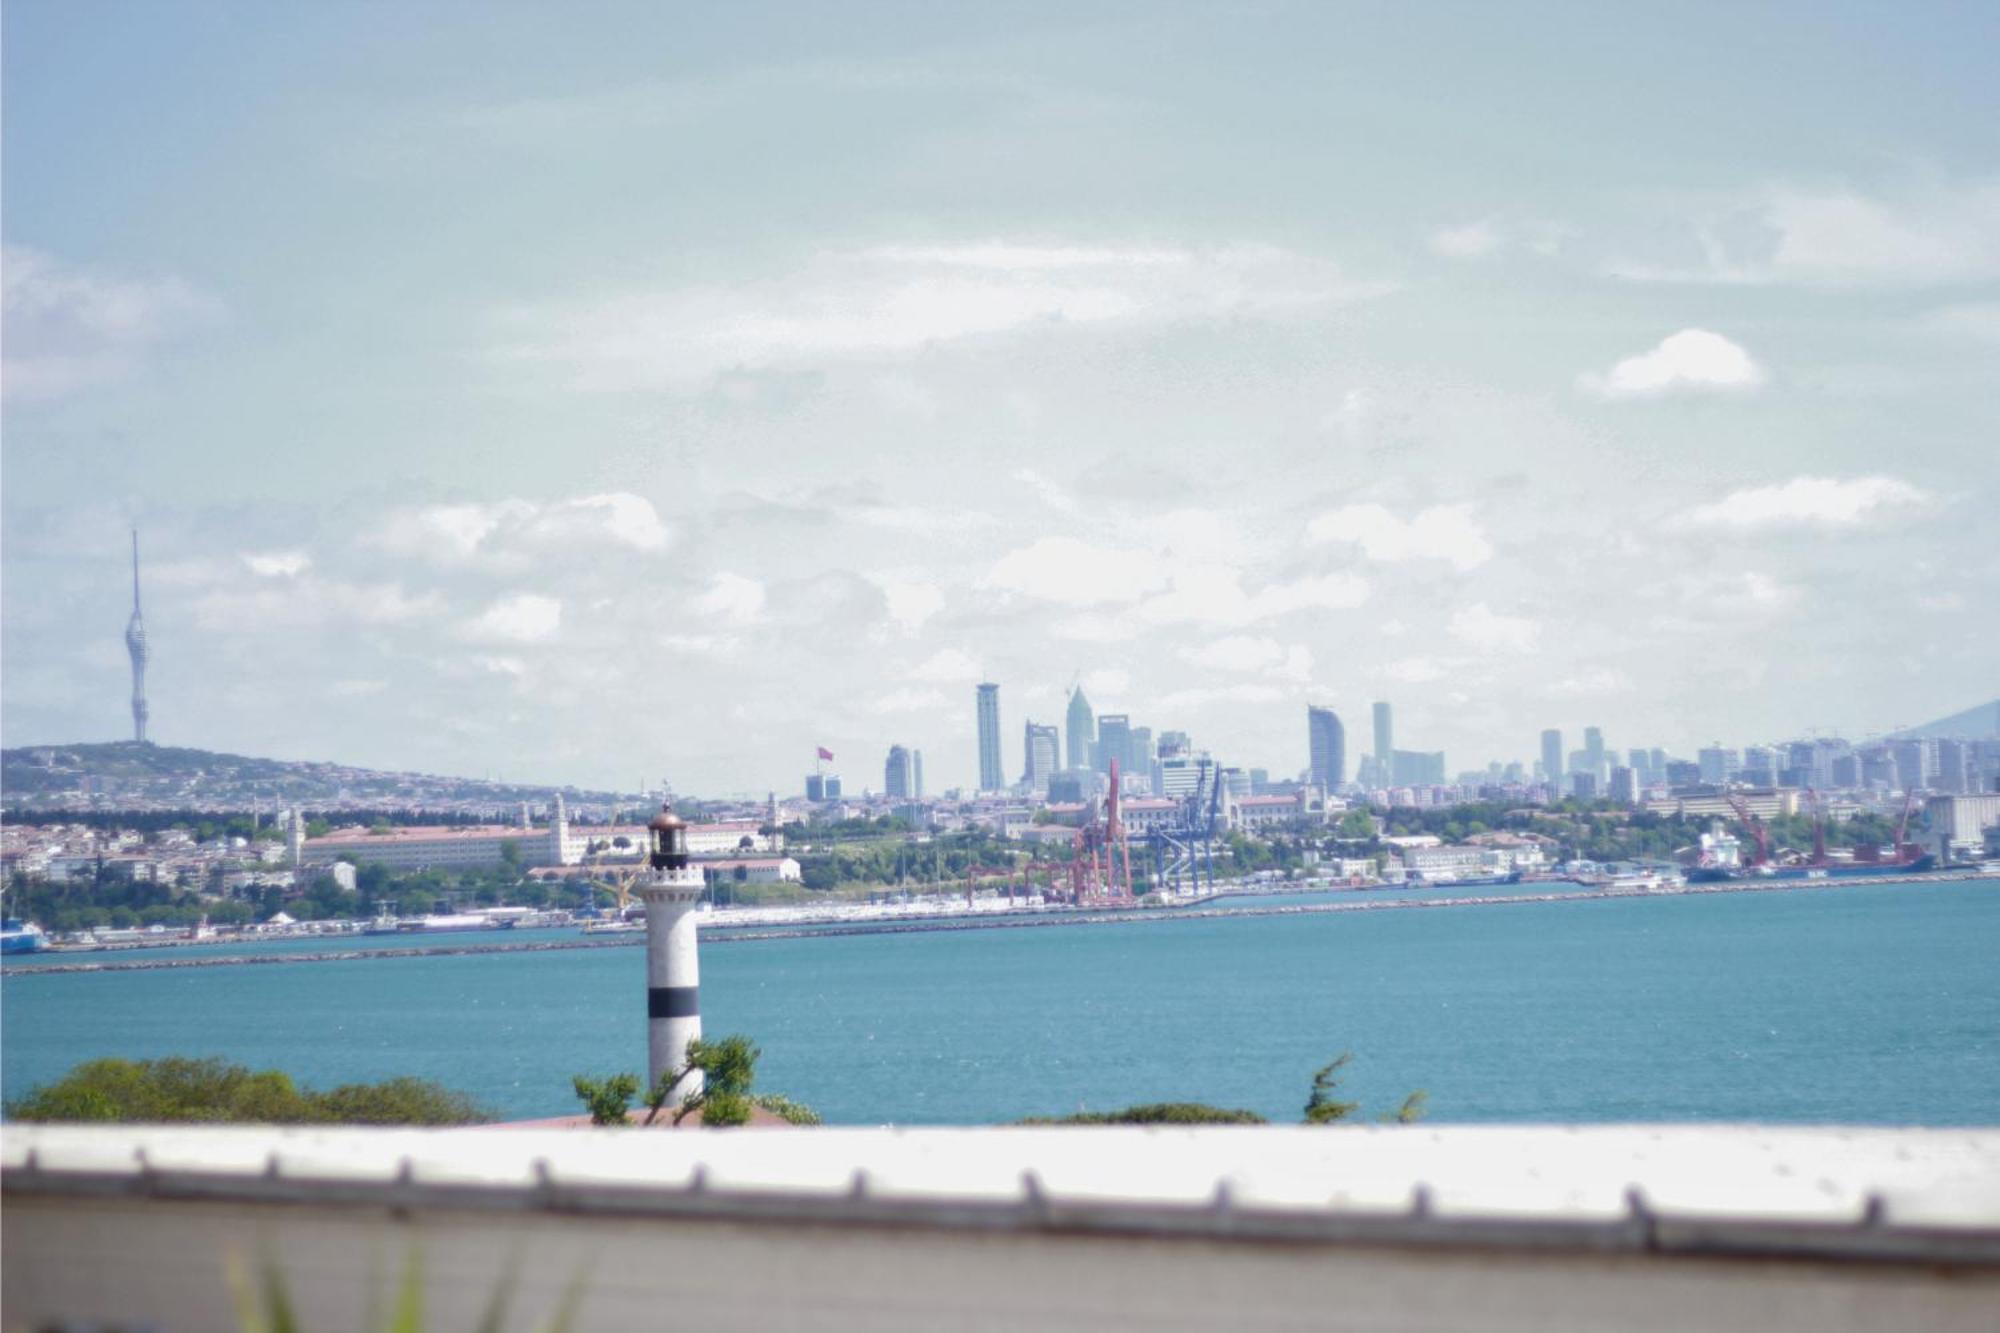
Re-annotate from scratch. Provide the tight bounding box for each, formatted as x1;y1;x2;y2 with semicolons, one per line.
1583;727;1606;782
1065;686;1096;776
1307;705;1345;790
1609;766;1638;804
1540;729;1564;790
1698;747;1733;785
1130;726;1154;770
976;683;1003;792
1372;701;1392;775
1022;723;1060;790
125;530;149;744
884;745;914;800
1097;714;1133;775
913;750;924;800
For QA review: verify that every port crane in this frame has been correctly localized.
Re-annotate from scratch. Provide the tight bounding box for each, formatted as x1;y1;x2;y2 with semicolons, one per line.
1723;792;1771;867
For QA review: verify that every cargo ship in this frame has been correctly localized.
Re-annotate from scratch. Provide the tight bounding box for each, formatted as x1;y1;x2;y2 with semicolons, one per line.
1687;852;1936;884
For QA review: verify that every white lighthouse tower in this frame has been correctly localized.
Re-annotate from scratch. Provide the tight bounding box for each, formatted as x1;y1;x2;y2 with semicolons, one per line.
637;803;705;1101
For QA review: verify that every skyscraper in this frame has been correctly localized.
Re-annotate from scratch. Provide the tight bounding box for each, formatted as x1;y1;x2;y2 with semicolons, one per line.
1584;726;1606;782
1307;705;1344;790
976;682;1003;791
1022;722;1059;789
1372;701;1392;775
1097;713;1133;775
1065;685;1095;775
1541;729;1563;790
884;745;914;800
125;530;149;744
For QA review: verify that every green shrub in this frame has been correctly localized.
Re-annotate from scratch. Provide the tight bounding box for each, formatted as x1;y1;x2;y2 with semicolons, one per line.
6;1057;491;1125
1018;1102;1269;1125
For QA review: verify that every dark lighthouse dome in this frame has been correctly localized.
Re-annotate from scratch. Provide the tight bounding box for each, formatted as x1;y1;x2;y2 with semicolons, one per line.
648;802;689;870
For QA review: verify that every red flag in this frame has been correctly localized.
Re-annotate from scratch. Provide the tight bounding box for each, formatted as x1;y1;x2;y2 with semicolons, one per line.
817;746;835;761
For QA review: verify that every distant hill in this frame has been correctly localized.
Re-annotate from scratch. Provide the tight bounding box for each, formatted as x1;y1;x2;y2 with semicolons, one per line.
0;741;629;811
1889;700;2000;742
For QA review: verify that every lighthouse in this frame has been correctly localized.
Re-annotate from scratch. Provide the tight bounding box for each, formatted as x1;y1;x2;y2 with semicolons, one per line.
637;803;705;1101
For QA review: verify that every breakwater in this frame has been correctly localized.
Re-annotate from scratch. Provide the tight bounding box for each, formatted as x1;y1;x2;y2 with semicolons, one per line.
6;871;1982;976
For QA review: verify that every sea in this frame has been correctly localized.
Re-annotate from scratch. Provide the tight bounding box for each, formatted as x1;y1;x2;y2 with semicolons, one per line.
3;879;1996;1125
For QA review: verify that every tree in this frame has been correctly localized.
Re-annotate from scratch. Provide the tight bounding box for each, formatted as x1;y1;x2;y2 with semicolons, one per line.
571;1072;641;1126
649;1035;761;1127
1303;1053;1361;1123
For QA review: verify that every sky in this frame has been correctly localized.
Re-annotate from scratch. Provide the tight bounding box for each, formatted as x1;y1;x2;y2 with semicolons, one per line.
4;1;1996;795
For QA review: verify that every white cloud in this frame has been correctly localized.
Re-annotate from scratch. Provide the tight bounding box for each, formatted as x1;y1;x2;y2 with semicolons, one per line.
193;578;439;630
496;241;1388;390
694;572;766;624
1682;476;1929;529
864;686;948;715
1608;182;2000;287
1448;603;1539;652
376;493;668;562
329;679;388;697
873;576;945;632
1183;636;1313;682
1580;329;1765;399
1083;668;1130;697
1306;503;1492;571
1385;657;1446;683
1428;220;1502;259
986;537;1166;606
464;592;562;643
908;648;980;682
243;551;311;578
1156;683;1286;710
1;245;217;401
1547;667;1632;697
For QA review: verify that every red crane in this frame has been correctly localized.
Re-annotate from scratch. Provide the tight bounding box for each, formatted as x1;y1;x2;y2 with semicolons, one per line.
1069;758;1136;906
1723;792;1771;867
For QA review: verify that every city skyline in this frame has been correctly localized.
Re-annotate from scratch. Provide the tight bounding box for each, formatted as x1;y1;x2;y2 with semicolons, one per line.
4;2;1996;792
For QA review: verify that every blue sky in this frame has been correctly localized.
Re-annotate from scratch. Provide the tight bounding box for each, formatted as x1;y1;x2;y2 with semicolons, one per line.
4;1;1996;792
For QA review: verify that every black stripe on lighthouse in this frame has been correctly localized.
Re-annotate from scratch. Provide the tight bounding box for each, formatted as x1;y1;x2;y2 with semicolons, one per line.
648;985;700;1018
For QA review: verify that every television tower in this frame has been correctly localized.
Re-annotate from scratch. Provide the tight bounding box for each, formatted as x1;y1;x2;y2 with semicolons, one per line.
125;530;150;744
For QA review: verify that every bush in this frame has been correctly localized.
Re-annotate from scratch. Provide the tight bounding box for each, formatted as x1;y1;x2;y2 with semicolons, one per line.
1018;1102;1268;1125
5;1057;491;1125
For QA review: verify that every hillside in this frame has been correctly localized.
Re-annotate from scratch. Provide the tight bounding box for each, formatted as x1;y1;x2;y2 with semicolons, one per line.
0;741;627;812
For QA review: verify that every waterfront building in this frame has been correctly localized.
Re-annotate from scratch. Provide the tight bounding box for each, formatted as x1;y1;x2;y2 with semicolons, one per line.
1924;793;2000;860
976;683;1004;792
885;745;914;800
1541;729;1563;791
1934;739;1970;794
637;804;704;1101
1307;705;1345;790
1066;687;1096;776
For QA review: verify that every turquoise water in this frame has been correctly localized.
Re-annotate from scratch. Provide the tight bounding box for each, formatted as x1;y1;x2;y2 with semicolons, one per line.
4;881;1996;1125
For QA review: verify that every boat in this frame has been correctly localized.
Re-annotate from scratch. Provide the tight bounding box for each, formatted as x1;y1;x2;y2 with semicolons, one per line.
2;919;49;955
393;913;514;934
1690;853;1936;883
580;919;644;935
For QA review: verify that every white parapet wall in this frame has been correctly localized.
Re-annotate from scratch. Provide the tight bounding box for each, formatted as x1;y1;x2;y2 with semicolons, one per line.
5;1123;1999;1331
